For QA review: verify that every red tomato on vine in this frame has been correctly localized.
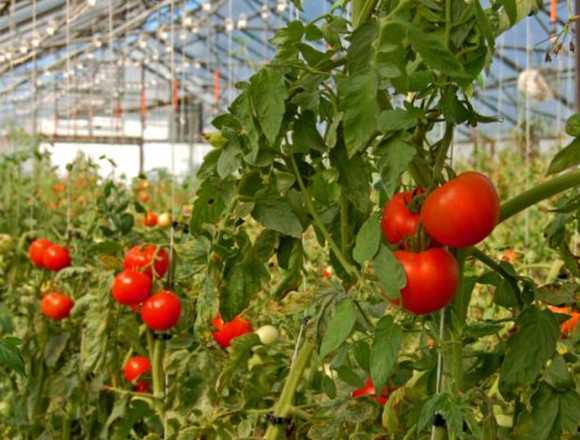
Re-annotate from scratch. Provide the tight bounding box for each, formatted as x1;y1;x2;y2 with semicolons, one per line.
134;380;151;393
351;378;390;405
381;189;423;246
124;245;169;278
123;356;151;382
41;292;74;320
140;290;181;331
394;248;459;315
212;315;253;349
42;244;71;271
28;238;52;268
111;270;152;305
421;172;500;248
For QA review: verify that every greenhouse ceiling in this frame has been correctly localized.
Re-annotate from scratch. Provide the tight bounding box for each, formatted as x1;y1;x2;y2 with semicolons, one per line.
0;0;577;144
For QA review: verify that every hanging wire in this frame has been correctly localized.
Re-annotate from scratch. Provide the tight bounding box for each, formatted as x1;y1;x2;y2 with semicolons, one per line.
227;0;233;105
168;0;177;290
495;35;505;154
65;0;72;239
524;13;532;247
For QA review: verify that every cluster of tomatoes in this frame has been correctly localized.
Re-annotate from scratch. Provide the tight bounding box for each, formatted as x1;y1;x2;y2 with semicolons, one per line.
381;172;500;315
112;245;181;332
143;211;172;229
211;314;279;348
29;239;75;321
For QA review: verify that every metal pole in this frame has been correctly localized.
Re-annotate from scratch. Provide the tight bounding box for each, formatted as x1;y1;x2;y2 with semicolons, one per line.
139;63;145;175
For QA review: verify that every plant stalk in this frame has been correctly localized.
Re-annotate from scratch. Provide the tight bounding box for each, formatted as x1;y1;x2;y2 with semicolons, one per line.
264;341;315;440
149;334;165;417
499;169;580;223
287;154;359;279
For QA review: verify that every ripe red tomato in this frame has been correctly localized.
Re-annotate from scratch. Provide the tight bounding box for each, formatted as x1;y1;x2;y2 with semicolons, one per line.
29;238;52;267
41;292;74;320
140;290;181;331
42;244;71;271
394;248;459;315
134;380;151;393
421;172;500;248
351;378;389;405
213;316;253;349
111;270;152;305
123;356;151;382
124;245;169;278
144;211;158;227
381;189;422;246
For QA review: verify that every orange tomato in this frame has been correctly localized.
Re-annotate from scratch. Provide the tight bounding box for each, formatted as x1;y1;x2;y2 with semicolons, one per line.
138;190;150;204
144;211;158;227
52;182;66;194
549;306;580;336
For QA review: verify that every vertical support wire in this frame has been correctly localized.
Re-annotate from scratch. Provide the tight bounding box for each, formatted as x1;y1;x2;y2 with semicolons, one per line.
524;14;532;247
168;0;177;290
496;35;504;153
65;0;72;240
228;0;233;106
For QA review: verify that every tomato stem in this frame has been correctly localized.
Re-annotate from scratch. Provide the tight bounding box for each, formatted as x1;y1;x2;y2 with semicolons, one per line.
499;169;580;223
148;333;165;421
287;153;359;279
264;340;314;440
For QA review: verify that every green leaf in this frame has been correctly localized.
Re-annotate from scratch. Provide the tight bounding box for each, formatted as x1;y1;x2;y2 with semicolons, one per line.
338;69;379;157
498;0;517;26
44;334;70;368
347;20;378;74
514;384;559;440
377;109;421;133
474;0;495;50
0;337;25;375
376;137;416;198
293;111;326;153
353;213;381;264
216;333;260;391
90;240;124;256
320;299;357;358
564;113;580;136
370;316;402;390
544;355;574;391
500;307;560;395
557;390;580;434
250;67;288;145
190;177;234;233
547;138;580;175
418;393;464;435
373;245;405;299
252;197;304;238
216;142;241;178
334;146;372;214
396;21;466;78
